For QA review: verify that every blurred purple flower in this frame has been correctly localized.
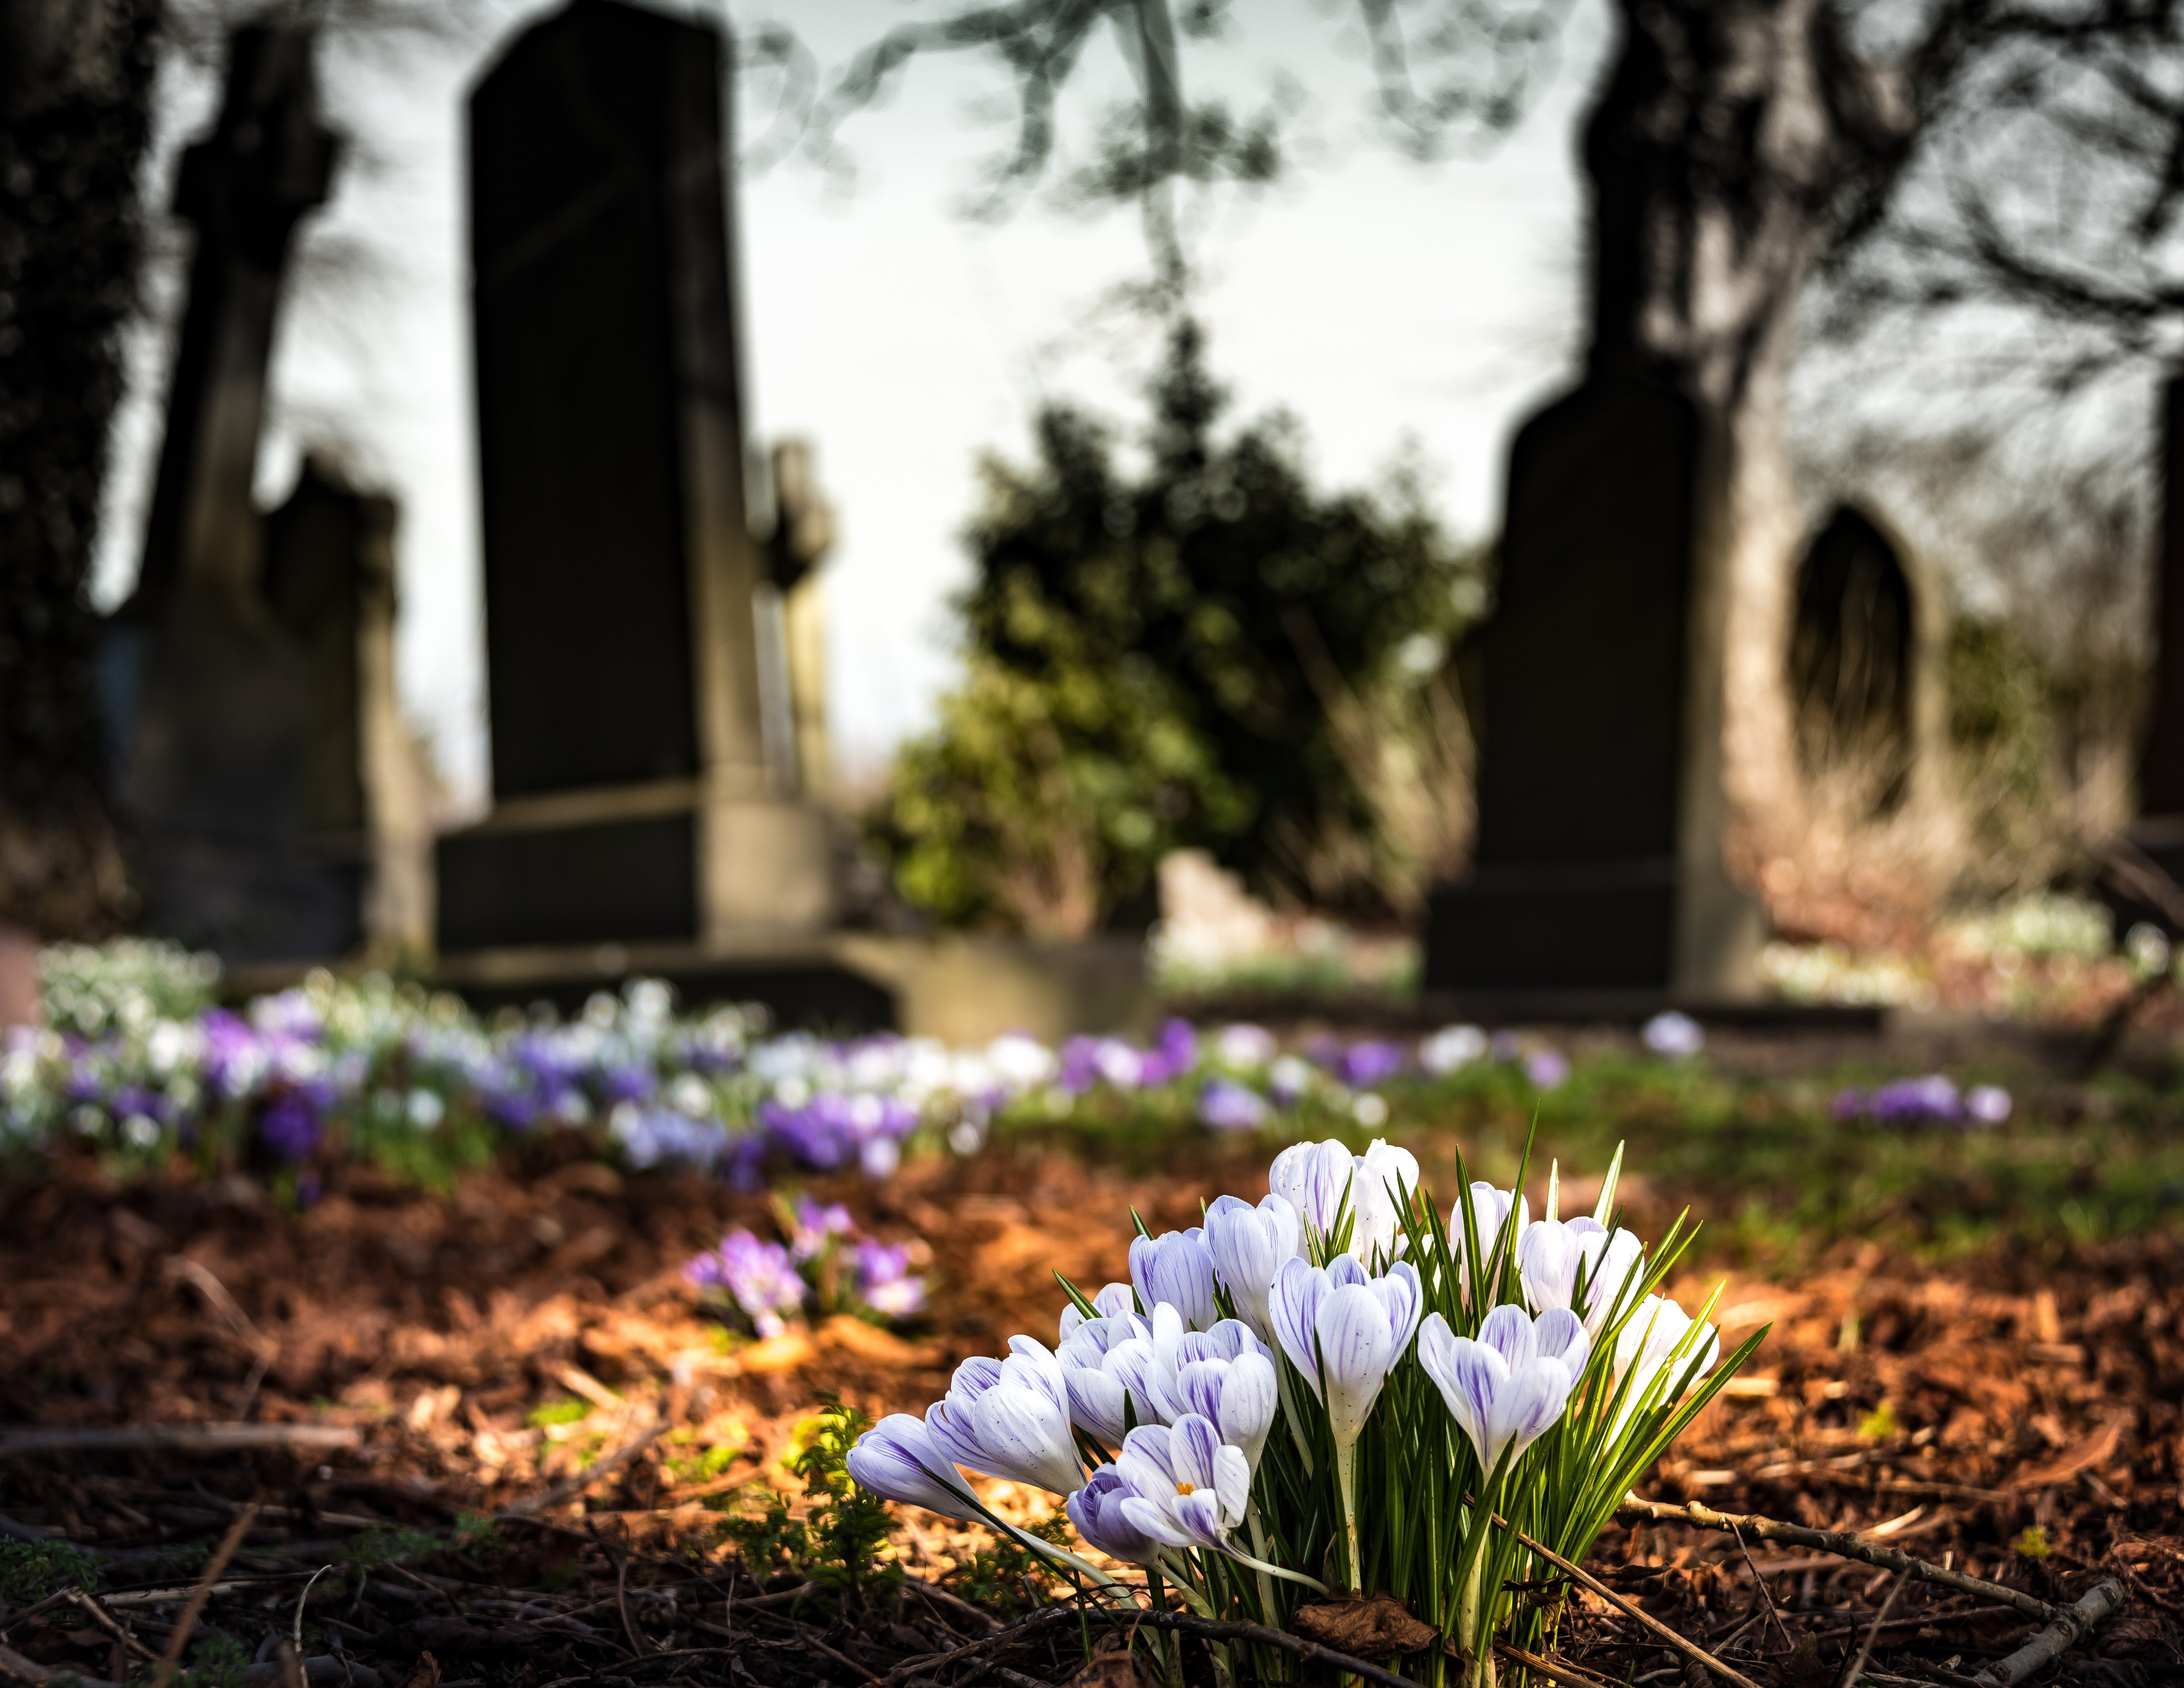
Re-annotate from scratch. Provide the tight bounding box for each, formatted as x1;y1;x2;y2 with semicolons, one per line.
1198;1078;1270;1133
686;1229;807;1337
1338;1041;1405;1089
1525;1050;1569;1090
790;1196;856;1261
851;1238;927;1319
258;1093;323;1163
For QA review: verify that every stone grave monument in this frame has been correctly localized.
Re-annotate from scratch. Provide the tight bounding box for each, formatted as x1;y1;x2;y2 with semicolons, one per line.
1786;505;1946;822
102;20;425;964
1423;375;1761;997
437;0;834;957
2116;375;2184;921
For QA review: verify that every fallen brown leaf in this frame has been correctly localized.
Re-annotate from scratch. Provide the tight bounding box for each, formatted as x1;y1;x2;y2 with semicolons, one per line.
1291;1591;1438;1659
1063;1653;1156;1688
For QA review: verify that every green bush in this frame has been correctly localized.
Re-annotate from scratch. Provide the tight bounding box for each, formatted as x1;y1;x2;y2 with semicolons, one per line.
870;319;1484;932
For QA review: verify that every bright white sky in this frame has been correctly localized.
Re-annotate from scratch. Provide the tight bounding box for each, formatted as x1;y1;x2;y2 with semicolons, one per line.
95;0;1614;804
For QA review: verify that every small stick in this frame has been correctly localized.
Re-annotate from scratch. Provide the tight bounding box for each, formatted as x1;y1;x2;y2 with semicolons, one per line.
150;1500;261;1688
1497;1642;1621;1688
498;1420;667;1517
1504;1525;1768;1688
1616;1497;2054;1625
1974;1578;2128;1688
614;1556;651;1657
0;1642;121;1687
0;1425;358;1461
1730;1524;1793;1652
1836;1572;1905;1688
62;1591;163;1665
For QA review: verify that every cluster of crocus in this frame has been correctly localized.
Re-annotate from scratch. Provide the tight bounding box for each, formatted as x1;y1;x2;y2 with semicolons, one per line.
8;951;1635;1192
685;1195;927;1335
847;1137;1758;1686
1832;1074;2013;1127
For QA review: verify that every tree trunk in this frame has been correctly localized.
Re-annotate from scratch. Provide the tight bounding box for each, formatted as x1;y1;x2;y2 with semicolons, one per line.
1586;0;1907;883
0;0;159;1021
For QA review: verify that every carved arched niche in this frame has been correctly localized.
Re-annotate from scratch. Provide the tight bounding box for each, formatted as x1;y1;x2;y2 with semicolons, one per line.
1787;505;1942;818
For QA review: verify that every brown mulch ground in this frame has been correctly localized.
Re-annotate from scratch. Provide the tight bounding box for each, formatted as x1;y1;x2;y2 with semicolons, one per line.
0;1142;2178;1687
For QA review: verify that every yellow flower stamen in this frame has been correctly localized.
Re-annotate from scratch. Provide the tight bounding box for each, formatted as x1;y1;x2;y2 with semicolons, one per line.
1177;1482;1196;1496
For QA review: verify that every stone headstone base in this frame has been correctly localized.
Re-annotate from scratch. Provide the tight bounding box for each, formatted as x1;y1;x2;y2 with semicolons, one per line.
435;785;834;952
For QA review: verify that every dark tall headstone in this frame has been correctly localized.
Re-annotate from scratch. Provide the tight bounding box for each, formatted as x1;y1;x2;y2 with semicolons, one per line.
2124;375;2184;906
437;0;832;956
1423;376;1759;995
102;21;356;962
1789;506;1916;812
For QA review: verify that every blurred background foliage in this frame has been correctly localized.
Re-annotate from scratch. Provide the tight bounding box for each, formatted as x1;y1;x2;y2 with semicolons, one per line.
867;320;1486;936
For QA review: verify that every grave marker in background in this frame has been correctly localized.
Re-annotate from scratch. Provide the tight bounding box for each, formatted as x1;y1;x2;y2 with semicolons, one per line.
437;0;833;956
102;20;360;962
1423;375;1761;998
2121;375;2184;913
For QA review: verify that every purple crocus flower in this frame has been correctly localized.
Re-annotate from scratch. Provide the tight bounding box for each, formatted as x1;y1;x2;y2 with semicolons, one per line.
1197;1078;1269;1133
1870;1074;1959;1124
1525;1050;1570;1089
790;1197;856;1261
686;1229;807;1337
852;1238;927;1319
1338;1041;1405;1089
258;1093;324;1163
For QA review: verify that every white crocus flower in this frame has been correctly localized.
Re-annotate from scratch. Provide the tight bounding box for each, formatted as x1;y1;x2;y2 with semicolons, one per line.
1204;1191;1299;1341
1418;1304;1589;1480
1451;1179;1528;1305
1268;1253;1423;1588
846;1414;978;1520
1059;1279;1139;1342
1518;1216;1646;1334
1056;1312;1151;1444
1609;1293;1719;1434
1268;1137;1420;1263
1109;1416;1328;1595
924;1337;1084;1495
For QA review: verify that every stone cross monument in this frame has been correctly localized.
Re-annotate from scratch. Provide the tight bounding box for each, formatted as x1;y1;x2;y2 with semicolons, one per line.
436;0;833;955
103;20;355;961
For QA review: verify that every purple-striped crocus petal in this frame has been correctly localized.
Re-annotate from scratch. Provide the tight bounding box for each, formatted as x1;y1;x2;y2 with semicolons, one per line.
1478;1303;1538;1370
1130;1229;1220;1331
847;1415;977;1521
1178;1318;1268;1367
1067;1466;1162;1564
1487;1357;1577;1469
1374;1260;1423;1354
1268;1138;1357;1245
1417;1313;1508;1474
1534;1306;1590;1375
1168;1410;1224;1493
1316;1282;1397;1447
1518;1221;1583;1315
1115;1422;1178;1501
1575;1227;1647;1334
1004;1336;1072;1415
1210;1440;1250;1527
1174;1351;1277;1472
1269;1256;1328;1399
1062;1360;1131;1446
966;1378;1084;1494
1093;1282;1137;1319
1204;1192;1298;1341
